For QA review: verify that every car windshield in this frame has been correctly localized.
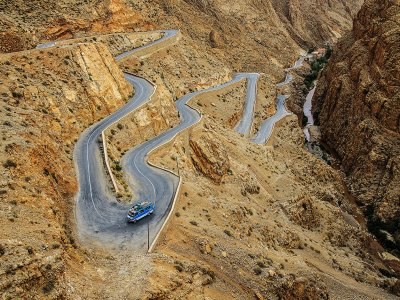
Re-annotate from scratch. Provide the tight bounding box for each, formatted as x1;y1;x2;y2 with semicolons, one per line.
128;202;151;215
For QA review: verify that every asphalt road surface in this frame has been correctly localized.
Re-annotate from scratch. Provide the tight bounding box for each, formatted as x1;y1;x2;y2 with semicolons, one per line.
251;95;291;144
303;84;317;142
252;56;307;144
37;30;262;250
234;73;260;136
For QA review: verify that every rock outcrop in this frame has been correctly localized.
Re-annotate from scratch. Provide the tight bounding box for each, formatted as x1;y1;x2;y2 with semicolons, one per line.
189;130;230;184
314;0;400;251
271;0;363;47
0;0;153;52
0;43;131;298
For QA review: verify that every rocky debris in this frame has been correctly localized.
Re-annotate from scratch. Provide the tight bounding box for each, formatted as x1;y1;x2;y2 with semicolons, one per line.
276;276;329;300
314;0;400;254
243;183;261;195
209;30;223;48
0;32;25;53
189;130;230;184
282;195;321;230
205;243;212;254
144;258;216;300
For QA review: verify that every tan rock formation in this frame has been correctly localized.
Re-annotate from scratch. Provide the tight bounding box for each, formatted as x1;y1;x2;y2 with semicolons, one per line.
314;0;400;251
0;43;131;298
190;130;230;184
271;0;363;47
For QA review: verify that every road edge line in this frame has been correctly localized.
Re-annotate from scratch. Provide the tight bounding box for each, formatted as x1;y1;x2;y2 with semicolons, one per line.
101;73;158;194
147;102;204;253
148;176;182;253
101;130;119;193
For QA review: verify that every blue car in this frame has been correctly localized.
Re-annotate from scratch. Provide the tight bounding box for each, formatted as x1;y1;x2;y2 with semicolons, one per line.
127;201;155;223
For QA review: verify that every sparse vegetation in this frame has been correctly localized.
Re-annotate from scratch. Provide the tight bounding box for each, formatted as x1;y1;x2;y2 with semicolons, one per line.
304;45;333;89
224;229;233;237
253;267;262;275
3;159;16;168
42;278;55;294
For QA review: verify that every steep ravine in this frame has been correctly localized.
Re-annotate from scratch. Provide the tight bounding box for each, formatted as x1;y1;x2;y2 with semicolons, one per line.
314;0;400;276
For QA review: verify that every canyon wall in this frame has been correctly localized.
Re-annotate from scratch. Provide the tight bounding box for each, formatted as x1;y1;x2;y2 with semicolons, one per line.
0;43;132;298
0;0;380;298
314;0;400;251
271;0;364;46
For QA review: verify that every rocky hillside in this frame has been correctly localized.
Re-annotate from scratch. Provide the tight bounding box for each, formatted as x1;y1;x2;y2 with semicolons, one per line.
3;0;392;299
314;0;400;253
0;43;132;298
271;0;363;47
1;0;363;74
0;0;154;52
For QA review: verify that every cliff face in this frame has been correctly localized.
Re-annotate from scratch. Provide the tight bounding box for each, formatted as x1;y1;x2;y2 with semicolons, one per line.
0;0;153;52
271;0;364;46
314;0;400;250
0;43;132;298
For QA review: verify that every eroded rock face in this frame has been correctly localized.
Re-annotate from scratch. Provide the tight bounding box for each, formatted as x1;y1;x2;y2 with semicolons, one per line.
283;195;321;230
209;30;223;48
189;130;230;184
0;0;153;51
0;43;131;298
271;0;363;46
314;0;400;250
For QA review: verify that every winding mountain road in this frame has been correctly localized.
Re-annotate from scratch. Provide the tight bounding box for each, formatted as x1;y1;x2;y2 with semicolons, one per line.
303;84;317;142
234;73;260;136
252;55;307;144
74;74;165;249
38;30;262;250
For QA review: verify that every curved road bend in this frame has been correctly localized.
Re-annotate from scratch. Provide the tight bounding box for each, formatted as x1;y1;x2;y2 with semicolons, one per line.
115;29;178;61
303;84;317;142
37;30;261;249
276;73;293;88
251;55;307;144
70;32;254;248
234;73;260;136
251;95;290;144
